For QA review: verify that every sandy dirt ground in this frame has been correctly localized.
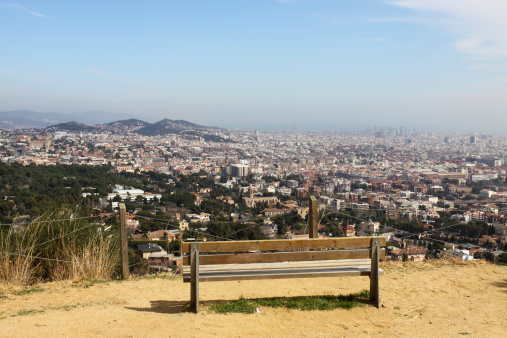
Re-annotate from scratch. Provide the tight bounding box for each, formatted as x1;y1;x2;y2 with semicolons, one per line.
0;261;506;338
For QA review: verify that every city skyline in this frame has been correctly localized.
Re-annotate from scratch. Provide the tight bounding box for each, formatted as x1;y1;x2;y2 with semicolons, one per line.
1;0;507;133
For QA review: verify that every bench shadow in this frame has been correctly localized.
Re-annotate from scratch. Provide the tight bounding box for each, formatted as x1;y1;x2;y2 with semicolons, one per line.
125;300;188;314
124;299;257;314
491;279;507;293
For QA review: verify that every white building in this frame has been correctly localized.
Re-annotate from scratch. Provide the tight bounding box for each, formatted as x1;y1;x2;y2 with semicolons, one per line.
107;187;162;202
351;203;369;210
331;199;345;210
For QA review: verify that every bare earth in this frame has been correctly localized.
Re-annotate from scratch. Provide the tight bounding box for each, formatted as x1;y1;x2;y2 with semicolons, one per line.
1;261;506;338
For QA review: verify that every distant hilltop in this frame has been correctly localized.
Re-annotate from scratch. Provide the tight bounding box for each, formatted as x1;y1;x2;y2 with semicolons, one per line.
1;111;230;142
47;121;98;132
0;110;231;141
0;110;143;129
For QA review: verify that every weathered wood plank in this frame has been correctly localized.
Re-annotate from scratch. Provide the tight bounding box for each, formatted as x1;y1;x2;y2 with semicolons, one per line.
183;248;386;265
183;267;384;282
182;237;386;254
184;259;373;273
183;259;373;273
183;265;371;276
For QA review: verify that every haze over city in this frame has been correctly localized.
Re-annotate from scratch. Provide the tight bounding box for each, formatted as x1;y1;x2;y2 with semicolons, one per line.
1;0;507;132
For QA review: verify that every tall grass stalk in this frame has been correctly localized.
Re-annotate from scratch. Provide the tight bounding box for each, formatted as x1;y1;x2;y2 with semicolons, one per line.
0;209;120;290
0;224;41;289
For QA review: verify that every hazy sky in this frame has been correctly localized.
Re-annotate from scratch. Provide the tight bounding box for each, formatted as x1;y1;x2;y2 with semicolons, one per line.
1;1;507;132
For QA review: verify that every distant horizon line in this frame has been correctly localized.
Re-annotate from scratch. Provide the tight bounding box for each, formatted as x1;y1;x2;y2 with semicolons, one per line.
1;109;505;135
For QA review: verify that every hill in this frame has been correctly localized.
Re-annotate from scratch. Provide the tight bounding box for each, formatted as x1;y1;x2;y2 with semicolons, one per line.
1;260;505;337
135;118;208;136
46;121;98;132
0;110;143;129
106;119;149;128
134;118;231;141
0;111;229;138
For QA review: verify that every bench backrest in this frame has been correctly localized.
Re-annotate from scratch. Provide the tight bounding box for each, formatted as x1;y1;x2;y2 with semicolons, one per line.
182;237;386;266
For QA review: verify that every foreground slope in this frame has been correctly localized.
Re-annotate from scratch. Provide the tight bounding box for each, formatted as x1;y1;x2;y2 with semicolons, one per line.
0;261;506;337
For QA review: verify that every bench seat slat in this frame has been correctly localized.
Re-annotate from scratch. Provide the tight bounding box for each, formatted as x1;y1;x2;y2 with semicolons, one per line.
183;248;385;265
184;264;374;275
183;259;373;274
182;237;386;254
183;266;384;282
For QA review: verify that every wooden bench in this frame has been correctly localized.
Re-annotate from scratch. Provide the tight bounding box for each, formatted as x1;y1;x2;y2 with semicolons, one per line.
182;237;386;313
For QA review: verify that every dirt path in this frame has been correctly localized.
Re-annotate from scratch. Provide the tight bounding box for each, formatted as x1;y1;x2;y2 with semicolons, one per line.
1;261;506;337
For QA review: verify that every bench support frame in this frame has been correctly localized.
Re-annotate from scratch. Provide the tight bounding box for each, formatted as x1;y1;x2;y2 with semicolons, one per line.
190;243;199;313
369;237;380;308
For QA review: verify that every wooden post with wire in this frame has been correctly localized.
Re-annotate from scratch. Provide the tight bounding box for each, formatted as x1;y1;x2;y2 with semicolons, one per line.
119;203;129;279
309;196;318;239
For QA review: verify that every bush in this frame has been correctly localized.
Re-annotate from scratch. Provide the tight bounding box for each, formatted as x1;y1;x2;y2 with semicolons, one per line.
497;253;507;265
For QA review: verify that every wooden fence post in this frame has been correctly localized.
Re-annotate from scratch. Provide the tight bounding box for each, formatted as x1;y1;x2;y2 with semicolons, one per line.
309;196;318;239
119;203;129;280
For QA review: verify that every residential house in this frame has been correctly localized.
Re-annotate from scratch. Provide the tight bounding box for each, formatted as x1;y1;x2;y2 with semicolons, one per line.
137;243;167;259
390;246;427;262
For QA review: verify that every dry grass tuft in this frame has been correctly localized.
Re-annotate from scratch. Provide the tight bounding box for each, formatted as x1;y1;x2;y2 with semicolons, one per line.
0;209;120;293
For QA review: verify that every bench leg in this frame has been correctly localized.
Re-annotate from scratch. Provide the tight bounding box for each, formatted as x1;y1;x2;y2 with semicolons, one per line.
190;243;200;313
370;238;380;308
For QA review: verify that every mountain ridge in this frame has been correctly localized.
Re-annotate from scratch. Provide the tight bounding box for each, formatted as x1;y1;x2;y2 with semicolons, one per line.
1;110;229;140
0;110;145;129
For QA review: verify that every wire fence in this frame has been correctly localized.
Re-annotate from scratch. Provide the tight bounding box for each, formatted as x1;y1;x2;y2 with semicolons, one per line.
0;252;118;267
318;205;478;246
0;202;486;273
0;214;103;227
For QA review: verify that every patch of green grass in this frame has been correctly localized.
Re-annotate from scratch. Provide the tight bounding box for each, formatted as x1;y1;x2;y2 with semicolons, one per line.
57;304;79;311
10;309;45;317
394;306;401;310
55;301;93;312
0;295;7;300
15;288;44;296
181;302;192;312
209;289;370;314
211;298;258;314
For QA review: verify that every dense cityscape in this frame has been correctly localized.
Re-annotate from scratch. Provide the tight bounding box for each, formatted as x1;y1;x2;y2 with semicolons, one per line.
1;119;506;271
